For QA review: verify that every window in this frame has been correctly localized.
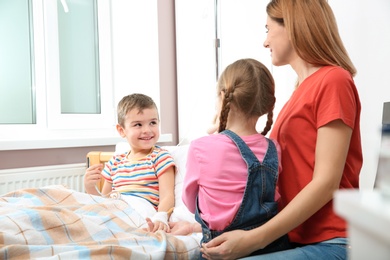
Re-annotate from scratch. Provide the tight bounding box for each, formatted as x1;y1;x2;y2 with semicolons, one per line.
58;0;101;114
0;0;171;151
0;0;119;150
44;0;114;130
0;0;35;124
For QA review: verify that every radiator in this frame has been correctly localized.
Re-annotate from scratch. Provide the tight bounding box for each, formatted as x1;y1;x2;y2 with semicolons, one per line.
0;163;86;195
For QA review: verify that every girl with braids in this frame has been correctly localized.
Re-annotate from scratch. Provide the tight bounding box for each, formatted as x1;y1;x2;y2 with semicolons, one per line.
182;58;290;259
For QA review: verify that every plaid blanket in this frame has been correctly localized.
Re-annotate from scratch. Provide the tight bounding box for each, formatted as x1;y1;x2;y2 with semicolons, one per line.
0;185;201;259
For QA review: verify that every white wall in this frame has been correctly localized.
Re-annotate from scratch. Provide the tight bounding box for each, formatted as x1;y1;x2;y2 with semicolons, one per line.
111;0;178;142
330;0;390;190
176;0;390;190
111;0;161;113
175;0;217;145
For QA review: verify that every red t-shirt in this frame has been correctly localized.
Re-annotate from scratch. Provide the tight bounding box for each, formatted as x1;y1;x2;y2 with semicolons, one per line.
270;66;362;244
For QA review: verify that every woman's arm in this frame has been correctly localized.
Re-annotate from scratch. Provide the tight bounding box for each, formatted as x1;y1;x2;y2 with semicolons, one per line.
202;119;353;259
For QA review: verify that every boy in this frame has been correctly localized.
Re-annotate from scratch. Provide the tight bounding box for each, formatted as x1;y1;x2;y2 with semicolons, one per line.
84;93;175;232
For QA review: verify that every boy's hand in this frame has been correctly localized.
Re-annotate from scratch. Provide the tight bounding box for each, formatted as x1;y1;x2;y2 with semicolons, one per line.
84;164;103;194
145;217;170;232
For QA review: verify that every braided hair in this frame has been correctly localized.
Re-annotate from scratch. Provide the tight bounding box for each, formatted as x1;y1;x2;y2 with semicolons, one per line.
217;58;275;135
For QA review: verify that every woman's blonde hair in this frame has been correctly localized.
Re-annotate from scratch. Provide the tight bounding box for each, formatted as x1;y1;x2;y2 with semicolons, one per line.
217;58;275;135
266;0;356;76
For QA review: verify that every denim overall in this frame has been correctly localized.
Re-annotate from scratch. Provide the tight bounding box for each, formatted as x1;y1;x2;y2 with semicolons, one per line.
195;130;290;258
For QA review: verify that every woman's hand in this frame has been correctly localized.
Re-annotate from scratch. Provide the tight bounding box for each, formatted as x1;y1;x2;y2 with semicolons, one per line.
201;229;253;260
84;164;103;195
145;220;200;235
169;220;200;235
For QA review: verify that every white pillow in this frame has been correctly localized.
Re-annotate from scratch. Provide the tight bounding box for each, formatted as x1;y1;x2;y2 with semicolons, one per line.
163;145;196;223
115;142;130;154
115;142;196;223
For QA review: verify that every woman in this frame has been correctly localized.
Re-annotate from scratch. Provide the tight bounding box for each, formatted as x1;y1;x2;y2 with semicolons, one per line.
182;0;362;259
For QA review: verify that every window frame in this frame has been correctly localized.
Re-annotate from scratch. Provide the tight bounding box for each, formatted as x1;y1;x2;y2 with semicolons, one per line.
45;0;115;130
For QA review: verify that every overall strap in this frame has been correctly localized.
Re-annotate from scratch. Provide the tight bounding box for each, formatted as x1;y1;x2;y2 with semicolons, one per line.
220;129;260;166
221;129;278;170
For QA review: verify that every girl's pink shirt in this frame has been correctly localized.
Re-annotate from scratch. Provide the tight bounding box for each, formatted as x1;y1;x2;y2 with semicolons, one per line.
182;133;281;230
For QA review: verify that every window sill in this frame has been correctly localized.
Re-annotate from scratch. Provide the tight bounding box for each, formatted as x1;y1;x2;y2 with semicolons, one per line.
0;129;172;151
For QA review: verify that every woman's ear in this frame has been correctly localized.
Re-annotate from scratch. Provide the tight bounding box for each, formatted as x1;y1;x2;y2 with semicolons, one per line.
116;124;126;138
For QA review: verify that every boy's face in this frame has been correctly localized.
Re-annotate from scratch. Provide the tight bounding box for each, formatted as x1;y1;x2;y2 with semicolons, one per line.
116;107;160;153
